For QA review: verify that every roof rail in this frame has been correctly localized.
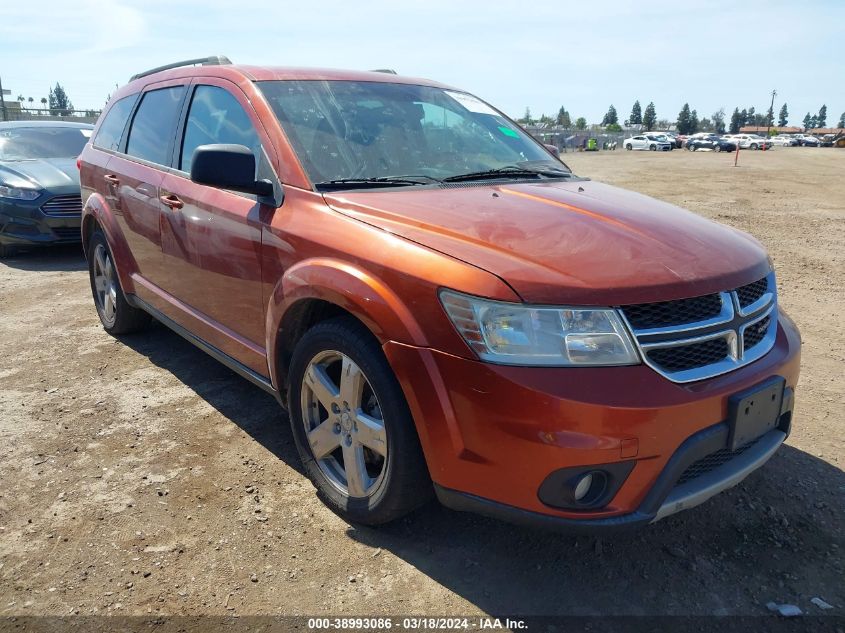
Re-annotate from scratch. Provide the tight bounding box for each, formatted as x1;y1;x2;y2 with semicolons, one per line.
130;56;232;81
370;68;397;74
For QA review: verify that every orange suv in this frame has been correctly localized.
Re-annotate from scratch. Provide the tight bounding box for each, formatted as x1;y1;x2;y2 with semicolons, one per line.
78;57;800;530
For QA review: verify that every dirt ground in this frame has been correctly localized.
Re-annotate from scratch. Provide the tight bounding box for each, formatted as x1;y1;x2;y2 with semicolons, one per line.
0;147;843;619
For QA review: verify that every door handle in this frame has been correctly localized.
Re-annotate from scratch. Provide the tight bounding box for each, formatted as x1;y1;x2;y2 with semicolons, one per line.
104;174;120;185
159;194;184;210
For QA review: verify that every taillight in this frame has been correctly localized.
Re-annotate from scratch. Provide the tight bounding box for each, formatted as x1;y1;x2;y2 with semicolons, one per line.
76;158;81;170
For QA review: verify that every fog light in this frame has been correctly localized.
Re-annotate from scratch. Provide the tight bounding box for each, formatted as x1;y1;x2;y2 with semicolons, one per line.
573;473;593;501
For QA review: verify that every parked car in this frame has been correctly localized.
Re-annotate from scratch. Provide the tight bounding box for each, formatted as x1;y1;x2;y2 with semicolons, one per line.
79;58;800;530
769;135;798;147
0;121;93;257
686;135;737;152
797;135;821;147
623;134;673;151
730;134;772;150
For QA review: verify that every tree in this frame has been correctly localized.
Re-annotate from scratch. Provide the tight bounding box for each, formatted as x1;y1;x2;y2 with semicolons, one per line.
629;100;642;127
690;109;700;134
27;97;34;109
601;105;618;127
802;112;812;130
838;112;845;128
712;108;726;134
48;83;74;116
574;117;587;130
605;123;623;132
676;103;693;135
16;94;24;105
817;104;827;128
40;97;47;112
765;105;774;127
642;102;657;131
729;107;741;134
778;103;789;127
556;106;571;128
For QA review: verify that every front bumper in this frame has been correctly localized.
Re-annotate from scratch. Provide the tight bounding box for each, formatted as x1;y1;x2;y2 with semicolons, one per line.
385;311;801;530
0;192;81;246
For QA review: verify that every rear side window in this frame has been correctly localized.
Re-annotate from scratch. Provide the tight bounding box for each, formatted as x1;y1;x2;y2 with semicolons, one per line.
126;86;186;165
93;94;138;151
179;85;262;172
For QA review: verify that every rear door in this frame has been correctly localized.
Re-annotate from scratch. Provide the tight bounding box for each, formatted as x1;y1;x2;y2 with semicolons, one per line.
107;81;188;287
158;80;275;373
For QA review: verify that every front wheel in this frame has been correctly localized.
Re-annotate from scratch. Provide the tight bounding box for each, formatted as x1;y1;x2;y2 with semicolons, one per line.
88;230;150;334
750;143;758;150
287;317;431;525
715;145;722;153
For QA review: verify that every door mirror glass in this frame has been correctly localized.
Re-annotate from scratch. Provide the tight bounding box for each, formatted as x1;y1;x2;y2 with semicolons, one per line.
190;144;273;196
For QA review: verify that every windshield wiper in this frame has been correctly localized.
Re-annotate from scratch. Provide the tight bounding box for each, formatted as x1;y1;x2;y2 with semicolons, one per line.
441;165;571;183
316;175;438;190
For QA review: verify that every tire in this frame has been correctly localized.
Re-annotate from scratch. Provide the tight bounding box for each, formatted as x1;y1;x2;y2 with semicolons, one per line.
0;243;18;258
715;145;722;153
690;144;696;152
649;144;657;151
87;229;150;334
750;143;758;150
287;316;431;525
625;144;632;150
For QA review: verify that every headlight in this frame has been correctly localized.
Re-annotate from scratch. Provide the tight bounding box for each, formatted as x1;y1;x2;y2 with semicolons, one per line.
440;289;640;366
0;184;41;201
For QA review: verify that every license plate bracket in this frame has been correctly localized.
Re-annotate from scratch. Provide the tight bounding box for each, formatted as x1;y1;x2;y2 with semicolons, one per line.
727;377;785;452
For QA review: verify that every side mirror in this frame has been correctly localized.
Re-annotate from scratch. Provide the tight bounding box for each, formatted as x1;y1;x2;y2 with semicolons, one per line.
190;144;274;197
543;143;560;158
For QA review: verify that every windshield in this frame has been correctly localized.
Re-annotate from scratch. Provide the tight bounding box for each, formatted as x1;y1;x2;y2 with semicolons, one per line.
257;80;566;187
0;127;91;160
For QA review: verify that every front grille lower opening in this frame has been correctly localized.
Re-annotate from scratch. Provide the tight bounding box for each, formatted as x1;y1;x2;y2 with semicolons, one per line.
676;438;761;486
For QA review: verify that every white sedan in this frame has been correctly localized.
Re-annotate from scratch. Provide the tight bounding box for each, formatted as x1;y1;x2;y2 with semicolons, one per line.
623;135;673;151
769;136;798;147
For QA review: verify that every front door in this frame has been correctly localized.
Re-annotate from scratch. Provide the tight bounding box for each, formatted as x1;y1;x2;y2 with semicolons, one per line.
158;82;275;374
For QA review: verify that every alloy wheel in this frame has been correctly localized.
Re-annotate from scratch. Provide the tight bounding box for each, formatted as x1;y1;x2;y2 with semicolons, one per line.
93;243;118;326
300;350;387;498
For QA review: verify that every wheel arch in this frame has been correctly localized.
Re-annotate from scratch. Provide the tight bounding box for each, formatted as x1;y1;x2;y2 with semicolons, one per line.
81;193;138;294
266;258;428;392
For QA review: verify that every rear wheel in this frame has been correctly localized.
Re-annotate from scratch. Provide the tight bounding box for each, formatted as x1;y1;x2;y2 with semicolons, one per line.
714;145;722;153
625;143;632;150
750;143;758;150
88;230;150;334
288;317;431;525
649;144;657;151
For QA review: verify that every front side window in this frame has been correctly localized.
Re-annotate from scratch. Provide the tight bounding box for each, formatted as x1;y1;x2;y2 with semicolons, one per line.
126;86;186;165
93;94;138;151
257;80;564;187
180;85;262;172
0;126;91;160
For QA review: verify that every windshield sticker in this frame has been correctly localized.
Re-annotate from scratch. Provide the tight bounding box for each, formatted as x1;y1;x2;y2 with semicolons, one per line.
444;91;499;116
498;126;519;138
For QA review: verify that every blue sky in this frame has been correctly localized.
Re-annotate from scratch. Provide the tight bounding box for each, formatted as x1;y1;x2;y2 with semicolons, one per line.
2;0;843;126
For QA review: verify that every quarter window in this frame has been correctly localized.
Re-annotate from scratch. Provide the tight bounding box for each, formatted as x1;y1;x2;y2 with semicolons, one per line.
93;94;138;151
126;86;186;165
180;86;262;172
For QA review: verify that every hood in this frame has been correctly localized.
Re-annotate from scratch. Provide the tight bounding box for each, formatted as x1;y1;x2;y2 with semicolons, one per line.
324;179;771;305
0;158;80;190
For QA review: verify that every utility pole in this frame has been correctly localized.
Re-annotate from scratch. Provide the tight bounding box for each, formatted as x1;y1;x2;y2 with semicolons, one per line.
767;89;777;138
0;76;8;122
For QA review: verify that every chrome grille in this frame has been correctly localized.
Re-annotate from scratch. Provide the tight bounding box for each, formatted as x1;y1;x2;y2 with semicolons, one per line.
620;273;777;383
623;294;722;329
736;278;768;308
40;195;83;217
647;337;729;372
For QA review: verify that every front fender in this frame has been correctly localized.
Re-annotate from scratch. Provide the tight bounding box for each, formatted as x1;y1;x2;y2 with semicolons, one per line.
265;258;429;389
82;192;138;295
